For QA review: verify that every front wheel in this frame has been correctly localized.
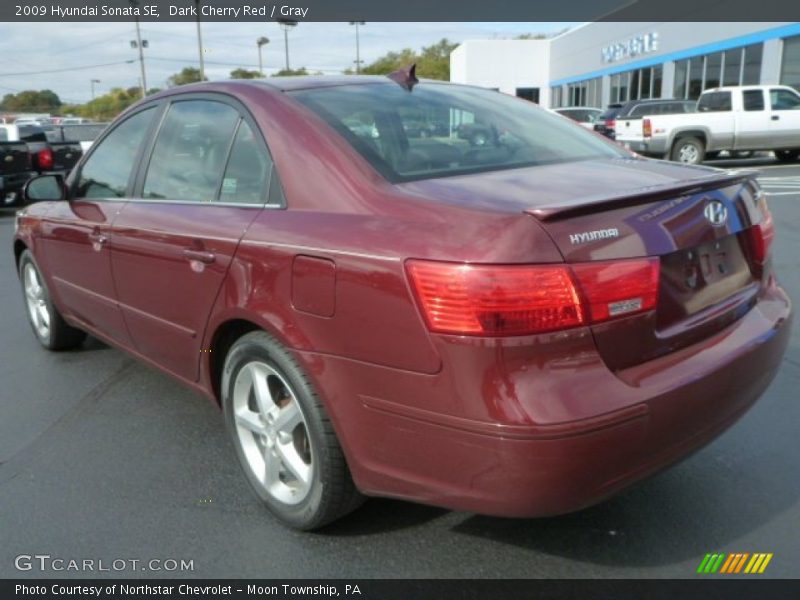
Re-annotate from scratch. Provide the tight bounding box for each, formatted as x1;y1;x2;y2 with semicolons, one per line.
18;250;86;350
671;137;706;165
775;149;800;163
221;331;363;530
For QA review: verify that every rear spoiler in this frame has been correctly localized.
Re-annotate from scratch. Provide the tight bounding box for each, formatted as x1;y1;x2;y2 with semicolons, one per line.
527;170;759;221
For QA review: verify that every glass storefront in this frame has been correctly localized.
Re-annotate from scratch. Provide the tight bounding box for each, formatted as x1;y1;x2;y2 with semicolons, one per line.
673;43;763;99
609;66;663;104
781;35;800;91
565;77;602;107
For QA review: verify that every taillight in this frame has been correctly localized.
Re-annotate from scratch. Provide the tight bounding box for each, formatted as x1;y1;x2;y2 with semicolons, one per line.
749;193;775;265
571;259;660;322
605;119;616;129
643;118;652;138
406;257;660;337
37;148;54;170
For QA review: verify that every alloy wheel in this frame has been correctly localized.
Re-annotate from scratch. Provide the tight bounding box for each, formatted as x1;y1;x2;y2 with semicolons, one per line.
23;263;50;340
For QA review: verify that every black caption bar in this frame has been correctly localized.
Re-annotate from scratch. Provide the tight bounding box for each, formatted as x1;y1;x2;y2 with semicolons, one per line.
5;580;800;600
5;0;800;22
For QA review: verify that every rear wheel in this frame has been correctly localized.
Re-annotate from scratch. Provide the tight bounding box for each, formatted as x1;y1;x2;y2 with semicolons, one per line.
221;331;363;530
19;250;86;350
775;149;800;163
671;137;705;165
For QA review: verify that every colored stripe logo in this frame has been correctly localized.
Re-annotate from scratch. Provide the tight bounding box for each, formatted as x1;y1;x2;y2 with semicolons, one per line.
697;553;773;574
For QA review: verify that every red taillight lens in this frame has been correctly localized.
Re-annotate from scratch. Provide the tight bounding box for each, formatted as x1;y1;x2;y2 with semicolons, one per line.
749;195;775;265
605;119;616;129
571;259;660;322
406;258;660;336
37;148;54;170
643;118;652;138
406;261;584;336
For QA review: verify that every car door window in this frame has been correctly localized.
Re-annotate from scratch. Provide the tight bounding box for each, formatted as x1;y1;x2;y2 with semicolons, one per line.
76;108;156;198
770;89;800;110
743;90;765;111
143;100;239;202
218;120;272;205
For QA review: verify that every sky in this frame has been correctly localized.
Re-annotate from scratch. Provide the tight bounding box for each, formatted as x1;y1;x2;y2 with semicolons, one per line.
0;22;577;104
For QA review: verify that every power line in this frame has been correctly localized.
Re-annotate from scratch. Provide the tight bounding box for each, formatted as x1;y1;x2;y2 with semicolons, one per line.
147;55;342;73
0;60;136;78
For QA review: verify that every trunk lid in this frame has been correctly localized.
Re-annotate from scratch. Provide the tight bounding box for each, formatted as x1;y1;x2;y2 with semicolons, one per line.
399;157;767;370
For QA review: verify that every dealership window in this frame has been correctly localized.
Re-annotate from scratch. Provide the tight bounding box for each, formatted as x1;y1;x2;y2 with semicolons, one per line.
564;77;602;107
516;88;540;103
674;43;763;99
608;66;662;104
780;35;800;92
550;86;563;108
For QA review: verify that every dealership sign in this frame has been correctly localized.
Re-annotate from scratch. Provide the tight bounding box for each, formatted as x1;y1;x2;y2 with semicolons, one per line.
601;32;659;63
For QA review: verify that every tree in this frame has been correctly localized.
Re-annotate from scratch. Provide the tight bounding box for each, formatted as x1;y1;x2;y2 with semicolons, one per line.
359;39;459;81
230;68;263;79
63;87;141;121
167;67;207;87
0;90;62;112
272;68;310;77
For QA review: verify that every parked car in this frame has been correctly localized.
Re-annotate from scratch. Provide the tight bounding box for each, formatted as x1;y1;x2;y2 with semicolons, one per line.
0;123;82;206
619;86;800;164
0;140;35;207
594;99;696;140
14;75;790;530
46;122;109;153
554;107;603;129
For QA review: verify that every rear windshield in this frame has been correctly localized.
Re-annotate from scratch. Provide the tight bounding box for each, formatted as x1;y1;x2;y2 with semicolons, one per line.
292;83;624;183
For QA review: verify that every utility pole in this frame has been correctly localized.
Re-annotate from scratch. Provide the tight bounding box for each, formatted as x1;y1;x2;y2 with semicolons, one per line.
195;0;205;81
278;20;297;71
349;22;365;74
130;2;148;98
257;37;270;77
90;79;100;99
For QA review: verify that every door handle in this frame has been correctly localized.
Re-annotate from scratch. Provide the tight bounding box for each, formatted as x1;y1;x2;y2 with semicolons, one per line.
88;232;107;245
183;249;216;264
771;115;780;121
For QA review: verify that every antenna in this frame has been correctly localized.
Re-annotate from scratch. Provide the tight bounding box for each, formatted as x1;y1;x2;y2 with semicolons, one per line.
387;64;418;91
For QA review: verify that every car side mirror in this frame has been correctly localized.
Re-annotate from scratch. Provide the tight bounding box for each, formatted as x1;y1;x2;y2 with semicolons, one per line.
23;174;66;202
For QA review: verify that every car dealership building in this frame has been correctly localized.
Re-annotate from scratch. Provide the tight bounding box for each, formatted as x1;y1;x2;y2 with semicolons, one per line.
450;22;800;108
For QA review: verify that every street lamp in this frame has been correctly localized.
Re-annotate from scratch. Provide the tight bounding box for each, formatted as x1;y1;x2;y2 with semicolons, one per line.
349;21;365;74
278;20;297;71
129;0;148;97
257;37;270;77
90;79;101;99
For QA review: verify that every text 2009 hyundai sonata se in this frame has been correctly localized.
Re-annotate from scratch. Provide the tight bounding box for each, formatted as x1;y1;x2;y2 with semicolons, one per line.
13;72;791;530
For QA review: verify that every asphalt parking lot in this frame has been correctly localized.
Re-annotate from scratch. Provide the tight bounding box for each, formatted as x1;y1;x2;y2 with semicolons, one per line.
1;158;798;579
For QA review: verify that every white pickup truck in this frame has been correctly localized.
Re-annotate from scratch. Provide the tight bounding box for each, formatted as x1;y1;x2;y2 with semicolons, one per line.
615;85;800;164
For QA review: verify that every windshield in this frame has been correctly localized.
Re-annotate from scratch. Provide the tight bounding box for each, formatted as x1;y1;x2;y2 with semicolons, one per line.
292;83;625;183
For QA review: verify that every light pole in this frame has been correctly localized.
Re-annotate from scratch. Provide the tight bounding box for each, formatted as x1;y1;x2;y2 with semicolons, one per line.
349;21;365;74
90;79;100;99
278;20;297;71
194;0;205;81
257;36;270;77
129;2;148;98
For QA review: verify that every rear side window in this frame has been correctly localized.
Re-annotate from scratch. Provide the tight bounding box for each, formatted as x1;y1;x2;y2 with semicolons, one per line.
61;124;107;142
76;108;155;199
770;89;800;110
18;125;47;142
143;100;239;202
698;92;732;112
293;83;623;183
743;90;765;111
218;120;271;205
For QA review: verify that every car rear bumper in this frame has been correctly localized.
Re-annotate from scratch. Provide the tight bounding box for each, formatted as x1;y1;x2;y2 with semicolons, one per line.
621;139;668;156
300;280;791;517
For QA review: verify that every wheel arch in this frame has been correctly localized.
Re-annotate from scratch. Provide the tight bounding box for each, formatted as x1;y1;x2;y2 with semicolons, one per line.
670;129;708;150
13;238;28;273
206;317;262;405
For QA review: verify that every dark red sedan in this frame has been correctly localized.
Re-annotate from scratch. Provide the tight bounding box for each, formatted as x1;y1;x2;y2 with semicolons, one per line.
13;73;791;530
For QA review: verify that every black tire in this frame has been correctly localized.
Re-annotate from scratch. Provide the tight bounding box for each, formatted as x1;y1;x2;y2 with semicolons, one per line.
221;331;363;530
775;149;800;163
671;137;706;165
18;250;86;351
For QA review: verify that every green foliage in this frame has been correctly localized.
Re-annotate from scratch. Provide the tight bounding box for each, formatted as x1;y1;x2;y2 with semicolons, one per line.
359;39;459;81
272;68;310;77
63;87;142;121
0;89;62;112
167;67;207;87
230;68;264;79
